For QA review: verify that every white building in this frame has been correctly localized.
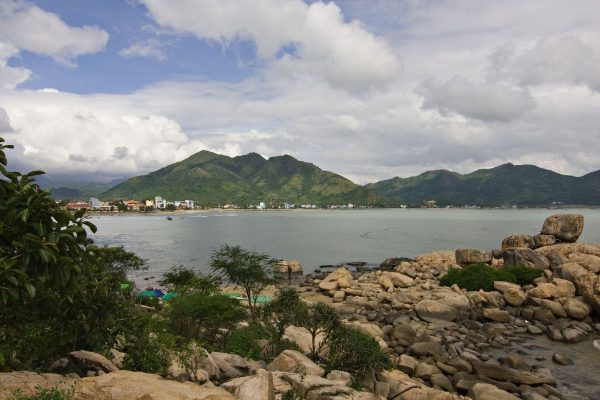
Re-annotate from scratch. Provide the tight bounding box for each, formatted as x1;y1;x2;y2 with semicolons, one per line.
155;196;167;209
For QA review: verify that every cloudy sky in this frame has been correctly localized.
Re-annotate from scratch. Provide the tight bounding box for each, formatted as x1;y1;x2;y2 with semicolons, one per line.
1;0;600;184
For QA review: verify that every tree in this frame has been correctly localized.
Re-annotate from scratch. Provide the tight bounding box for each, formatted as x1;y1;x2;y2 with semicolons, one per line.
260;287;306;357
210;244;276;319
161;266;220;295
301;302;341;361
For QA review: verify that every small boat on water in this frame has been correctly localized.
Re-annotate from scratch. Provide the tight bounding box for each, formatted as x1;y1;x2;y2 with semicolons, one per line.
166;216;172;220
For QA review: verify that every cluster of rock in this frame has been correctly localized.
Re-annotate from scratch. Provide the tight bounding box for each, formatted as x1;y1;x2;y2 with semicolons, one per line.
290;213;599;399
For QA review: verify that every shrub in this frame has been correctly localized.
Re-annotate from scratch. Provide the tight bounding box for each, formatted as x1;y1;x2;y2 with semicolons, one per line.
503;265;543;285
440;263;543;291
161;266;220;295
225;324;269;360
439;263;516;291
326;326;392;381
12;387;74;400
121;315;175;374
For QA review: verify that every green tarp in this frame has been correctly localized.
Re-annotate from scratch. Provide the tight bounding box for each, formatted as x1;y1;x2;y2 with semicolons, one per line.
162;292;179;301
136;290;156;298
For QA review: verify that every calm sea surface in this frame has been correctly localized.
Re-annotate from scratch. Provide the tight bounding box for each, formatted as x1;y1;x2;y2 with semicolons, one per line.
90;208;600;284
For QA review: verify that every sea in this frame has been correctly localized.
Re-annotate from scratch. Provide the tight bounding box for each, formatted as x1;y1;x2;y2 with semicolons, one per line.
89;208;600;285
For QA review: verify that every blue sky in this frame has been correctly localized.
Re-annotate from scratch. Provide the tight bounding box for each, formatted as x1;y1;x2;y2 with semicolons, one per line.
1;0;600;183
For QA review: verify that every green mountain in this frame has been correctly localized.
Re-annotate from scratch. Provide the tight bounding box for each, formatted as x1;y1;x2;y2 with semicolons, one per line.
101;151;385;206
49;182;115;201
367;163;599;206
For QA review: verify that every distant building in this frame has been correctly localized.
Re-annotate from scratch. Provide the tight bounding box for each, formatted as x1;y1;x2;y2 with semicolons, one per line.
145;199;154;207
422;200;437;208
65;201;91;211
90;197;101;210
155;196;167;209
257;202;266;209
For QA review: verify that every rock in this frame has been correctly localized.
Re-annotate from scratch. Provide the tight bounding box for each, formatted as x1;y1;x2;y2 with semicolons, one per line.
414;362;441;379
482;308;512;323
471;360;556;385
326;370;352;385
562;297;592;319
561;327;587;343
528;283;559;299
267;350;325;376
502;234;533;250
68;350;119;372
553;278;576;297
538;299;567;318
552;353;573;365
415;299;459;322
393;324;416;347
472;382;519;400
0;370;237;400
534;307;555;325
409;341;442;357
532;235;556;249
559;262;589;282
503;287;526;307
430;373;454;392
541;214;584;242
222;369;275;400
455;249;493;265
504;248;550;270
397;354;418;375
275;260;303;277
347;321;388;349
493;281;520;293
378;369;463;400
108;349;125;369
319;267;352;292
568;252;600;273
504;353;529;371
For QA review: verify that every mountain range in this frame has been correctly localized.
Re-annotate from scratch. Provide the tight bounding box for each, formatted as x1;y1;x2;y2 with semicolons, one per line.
48;150;600;207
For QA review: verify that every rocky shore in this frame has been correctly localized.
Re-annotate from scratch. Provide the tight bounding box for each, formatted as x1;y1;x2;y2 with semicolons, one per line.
1;213;598;400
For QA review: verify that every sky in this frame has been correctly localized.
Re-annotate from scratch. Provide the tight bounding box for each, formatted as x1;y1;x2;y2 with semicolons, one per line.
1;0;600;184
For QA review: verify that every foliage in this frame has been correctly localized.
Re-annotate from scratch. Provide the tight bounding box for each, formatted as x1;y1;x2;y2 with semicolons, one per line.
12;386;74;400
439;263;516;291
300;302;341;361
210;244;276;319
0;137;147;370
167;293;246;346
161;266;220;295
224;324;269;360
176;340;208;382
121;315;175;374
326;326;392;381
281;388;303;400
502;265;543;285
260;287;305;352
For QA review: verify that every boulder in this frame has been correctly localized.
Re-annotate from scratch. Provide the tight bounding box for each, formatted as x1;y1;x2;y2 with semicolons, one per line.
503;287;526;307
532;234;556;249
0;370;237;400
563;297;592;319
274;260;303;277
568;253;600;273
482;308;512;323
472;383;519;400
503;248;550;270
541;214;584;242
397;354;417;375
493;281;520;293
471;360;555;385
347;321;388;349
267;350;324;376
319;267;352;292
527;283;559;299
538;299;567;318
326;370;352;385
221;369;274;400
552;353;574;365
502;234;533;250
68;350;119;373
393;324;417;347
415;299;459;322
387;271;415;288
455;249;492;265
378;369;463;400
553;278;576;297
283;326;323;356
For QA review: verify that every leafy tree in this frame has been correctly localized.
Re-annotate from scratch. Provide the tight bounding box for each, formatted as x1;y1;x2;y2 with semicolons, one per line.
210;244;276;319
300;302;341;361
260;287;306;357
161;266;220;295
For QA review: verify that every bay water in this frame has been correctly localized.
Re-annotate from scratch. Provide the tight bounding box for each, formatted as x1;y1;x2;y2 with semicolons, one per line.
90;208;600;285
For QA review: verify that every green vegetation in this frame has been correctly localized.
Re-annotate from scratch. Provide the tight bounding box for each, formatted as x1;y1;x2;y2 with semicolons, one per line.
440;263;543;291
101;150;386;207
210;244;276;319
367;163;600;206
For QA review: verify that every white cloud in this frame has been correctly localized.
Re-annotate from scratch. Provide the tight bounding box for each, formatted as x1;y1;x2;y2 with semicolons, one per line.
417;76;536;122
0;106;13;132
120;39;166;61
140;0;398;92
0;41;30;89
0;0;108;67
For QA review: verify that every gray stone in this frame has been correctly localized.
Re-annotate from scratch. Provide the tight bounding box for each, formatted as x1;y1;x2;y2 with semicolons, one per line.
532;234;556;249
504;248;550;270
473;383;519;400
456;249;493;265
552;353;573;365
502;234;534;250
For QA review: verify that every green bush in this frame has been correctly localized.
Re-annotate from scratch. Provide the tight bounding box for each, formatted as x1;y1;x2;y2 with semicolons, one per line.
503;265;543;285
440;263;516;291
326;326;392;381
121;315;176;374
225;324;269;360
440;263;542;291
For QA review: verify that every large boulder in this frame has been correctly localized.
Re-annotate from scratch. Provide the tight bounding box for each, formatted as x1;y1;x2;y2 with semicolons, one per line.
415;299;459;322
267;350;325;376
532;234;556;249
455;249;492;266
0;370;237;400
501;234;533;250
562;297;592;319
283;326;323;356
541;214;584;243
68;350;119;373
274;260;304;277
221;369;274;400
472;383;519;400
378;369;463;400
503;248;549;269
319;267;353;292
471;360;555;385
347;321;388;349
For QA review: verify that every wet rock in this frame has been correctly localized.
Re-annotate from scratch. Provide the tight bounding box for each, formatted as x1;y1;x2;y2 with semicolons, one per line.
552;353;573;365
541;214;584;243
504;353;529;371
